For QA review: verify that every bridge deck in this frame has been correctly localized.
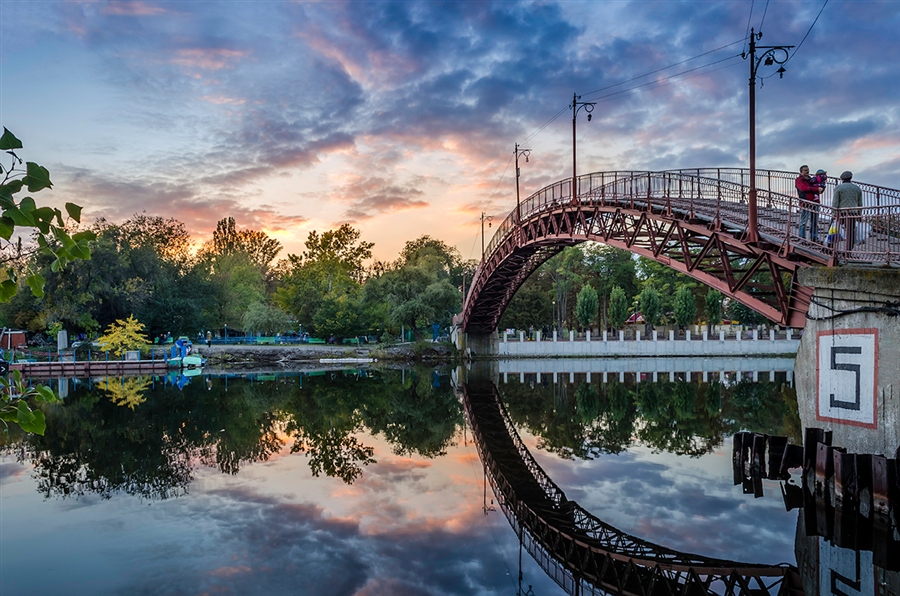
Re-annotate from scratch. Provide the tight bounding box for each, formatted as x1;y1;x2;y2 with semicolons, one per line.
462;169;900;333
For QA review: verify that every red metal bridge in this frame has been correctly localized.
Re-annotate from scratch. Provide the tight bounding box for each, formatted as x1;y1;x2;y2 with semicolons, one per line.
462;168;900;333
462;379;802;595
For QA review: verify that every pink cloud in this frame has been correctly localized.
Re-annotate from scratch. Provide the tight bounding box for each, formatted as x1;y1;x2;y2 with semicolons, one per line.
101;1;168;16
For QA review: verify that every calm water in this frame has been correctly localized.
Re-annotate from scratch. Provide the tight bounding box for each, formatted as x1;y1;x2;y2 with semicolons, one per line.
1;364;801;595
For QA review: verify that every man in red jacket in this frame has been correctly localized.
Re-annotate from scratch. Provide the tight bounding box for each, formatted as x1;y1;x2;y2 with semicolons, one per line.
795;165;823;241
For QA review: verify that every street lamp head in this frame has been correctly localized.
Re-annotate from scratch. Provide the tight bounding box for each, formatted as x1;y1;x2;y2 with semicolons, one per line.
777;66;786;79
587;113;592;122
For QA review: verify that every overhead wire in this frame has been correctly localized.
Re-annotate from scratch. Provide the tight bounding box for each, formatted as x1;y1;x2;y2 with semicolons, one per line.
521;37;749;148
744;0;755;55
758;0;770;32
581;37;747;99
785;0;829;65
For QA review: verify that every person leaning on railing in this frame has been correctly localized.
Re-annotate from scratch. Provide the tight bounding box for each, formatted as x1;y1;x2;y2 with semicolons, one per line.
832;171;863;248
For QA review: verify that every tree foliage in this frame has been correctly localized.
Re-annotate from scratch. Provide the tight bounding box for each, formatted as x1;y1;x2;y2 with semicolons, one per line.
672;284;697;331
705;289;723;331
575;284;598;330
0;127;95;302
97;315;149;356
608;285;629;330
241;302;292;335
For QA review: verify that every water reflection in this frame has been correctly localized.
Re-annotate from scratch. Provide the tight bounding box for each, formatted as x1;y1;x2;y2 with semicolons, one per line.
9;369;462;499
2;363;890;594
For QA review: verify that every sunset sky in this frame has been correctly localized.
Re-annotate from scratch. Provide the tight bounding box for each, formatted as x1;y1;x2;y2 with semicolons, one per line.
1;0;898;264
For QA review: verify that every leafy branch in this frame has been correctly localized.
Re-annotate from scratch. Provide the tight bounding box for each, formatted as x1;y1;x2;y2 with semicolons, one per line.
0;127;96;302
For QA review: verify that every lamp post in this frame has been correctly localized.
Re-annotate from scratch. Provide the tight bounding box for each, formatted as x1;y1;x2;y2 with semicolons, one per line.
514;143;531;222
744;28;793;244
571;92;596;204
480;211;493;261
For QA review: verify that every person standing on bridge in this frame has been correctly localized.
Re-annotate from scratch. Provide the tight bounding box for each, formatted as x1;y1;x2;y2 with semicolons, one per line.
832;171;863;248
795;165;824;241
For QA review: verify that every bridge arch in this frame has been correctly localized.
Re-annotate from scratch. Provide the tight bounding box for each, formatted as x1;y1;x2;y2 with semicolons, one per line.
461;169;900;333
461;379;798;595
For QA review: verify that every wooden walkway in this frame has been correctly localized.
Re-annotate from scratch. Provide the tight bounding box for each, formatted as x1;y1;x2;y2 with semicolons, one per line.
10;359;170;379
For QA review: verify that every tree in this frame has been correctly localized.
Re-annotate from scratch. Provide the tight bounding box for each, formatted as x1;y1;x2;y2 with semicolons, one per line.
582;243;638;328
575;284;599;330
241;302;291;335
638;286;661;331
608;285;629;331
704;289;723;332
205;217;282;270
545;248;582;333
672;284;697;334
97;315;149;357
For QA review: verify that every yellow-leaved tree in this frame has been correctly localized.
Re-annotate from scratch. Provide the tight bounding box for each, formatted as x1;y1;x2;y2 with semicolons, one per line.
97;315;149;357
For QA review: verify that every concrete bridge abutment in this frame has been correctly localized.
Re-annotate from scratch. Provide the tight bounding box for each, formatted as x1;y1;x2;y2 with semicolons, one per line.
794;266;900;457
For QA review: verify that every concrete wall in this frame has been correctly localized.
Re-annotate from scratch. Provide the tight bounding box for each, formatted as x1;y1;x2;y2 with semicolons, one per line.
495;329;799;357
795;267;900;457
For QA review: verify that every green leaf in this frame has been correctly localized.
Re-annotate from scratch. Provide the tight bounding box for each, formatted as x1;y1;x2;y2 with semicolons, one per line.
16;401;46;435
0;279;17;302
0;408;17;423
0;128;23;151
26;274;45;298
4;206;34;227
23;162;52;192
34;385;58;402
0;217;13;241
19;196;35;213
72;230;97;242
65;203;83;223
70;243;91;260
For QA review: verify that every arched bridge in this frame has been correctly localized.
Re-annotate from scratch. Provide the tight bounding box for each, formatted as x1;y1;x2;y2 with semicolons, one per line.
462;168;900;332
462;379;801;596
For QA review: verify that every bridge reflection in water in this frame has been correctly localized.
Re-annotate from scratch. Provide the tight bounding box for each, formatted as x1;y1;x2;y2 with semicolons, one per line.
460;378;801;596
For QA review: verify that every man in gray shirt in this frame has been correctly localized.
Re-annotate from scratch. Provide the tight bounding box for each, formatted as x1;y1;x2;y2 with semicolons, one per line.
832;171;863;247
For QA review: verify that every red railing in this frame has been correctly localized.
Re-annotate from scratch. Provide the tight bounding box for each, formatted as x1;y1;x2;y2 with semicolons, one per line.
484;168;900;269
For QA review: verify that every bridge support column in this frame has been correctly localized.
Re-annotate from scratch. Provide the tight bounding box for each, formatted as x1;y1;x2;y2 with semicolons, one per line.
462;331;500;360
795;267;900;456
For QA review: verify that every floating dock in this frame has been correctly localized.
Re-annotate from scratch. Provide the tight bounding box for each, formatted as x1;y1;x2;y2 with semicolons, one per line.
9;360;169;379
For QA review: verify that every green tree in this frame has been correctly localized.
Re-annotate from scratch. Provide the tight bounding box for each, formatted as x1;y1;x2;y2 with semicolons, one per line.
672;284;697;334
575;284;598;330
241;302;291;335
638;286;661;331
608;285;629;331
704;289;723;332
545;247;583;333
582;243;638;328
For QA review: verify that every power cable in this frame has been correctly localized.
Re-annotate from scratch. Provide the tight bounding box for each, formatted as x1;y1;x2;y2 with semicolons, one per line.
785;0;830;65
586;53;744;104
522;37;749;147
744;1;756;55
759;0;771;32
581;37;746;99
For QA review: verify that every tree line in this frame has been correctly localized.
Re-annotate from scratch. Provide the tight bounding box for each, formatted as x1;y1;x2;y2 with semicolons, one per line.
1;213;770;343
0;128;768;346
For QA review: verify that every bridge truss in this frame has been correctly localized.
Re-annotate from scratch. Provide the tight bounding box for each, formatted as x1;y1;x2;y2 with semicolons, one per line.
462;379;802;596
463;169;900;333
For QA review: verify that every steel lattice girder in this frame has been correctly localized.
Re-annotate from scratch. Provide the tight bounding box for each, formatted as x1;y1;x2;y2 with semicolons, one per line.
463;204;815;333
460;381;796;596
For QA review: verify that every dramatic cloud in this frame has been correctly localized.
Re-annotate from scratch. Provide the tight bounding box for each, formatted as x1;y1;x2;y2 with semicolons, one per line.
1;0;897;260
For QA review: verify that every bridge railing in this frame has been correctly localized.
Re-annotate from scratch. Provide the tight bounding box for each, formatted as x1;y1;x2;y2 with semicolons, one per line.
482;168;899;271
